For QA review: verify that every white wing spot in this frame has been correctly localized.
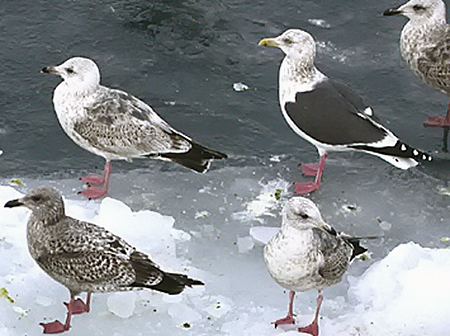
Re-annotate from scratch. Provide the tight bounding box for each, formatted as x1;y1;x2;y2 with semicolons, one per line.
401;144;407;151
422;154;427;160
428;156;432;161
413;149;419;156
364;107;373;116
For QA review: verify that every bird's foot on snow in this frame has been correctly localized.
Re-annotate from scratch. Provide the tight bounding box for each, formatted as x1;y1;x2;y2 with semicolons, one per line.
79;175;105;185
78;186;108;200
295;182;320;195
298;321;319;336
40;320;70;334
64;298;90;315
272;315;296;328
300;163;320;177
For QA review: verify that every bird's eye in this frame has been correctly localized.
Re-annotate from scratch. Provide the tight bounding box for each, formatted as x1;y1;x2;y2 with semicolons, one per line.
31;195;42;202
283;38;293;44
298;212;309;219
413;4;426;11
66;68;75;74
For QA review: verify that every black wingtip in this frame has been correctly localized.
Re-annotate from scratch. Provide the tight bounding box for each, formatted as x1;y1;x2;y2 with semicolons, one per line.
149;272;204;295
159;141;227;173
351;141;433;163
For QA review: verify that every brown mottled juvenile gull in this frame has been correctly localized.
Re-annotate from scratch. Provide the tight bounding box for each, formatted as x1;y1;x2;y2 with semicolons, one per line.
42;57;227;200
258;29;432;195
264;197;373;336
4;187;203;334
384;0;450;151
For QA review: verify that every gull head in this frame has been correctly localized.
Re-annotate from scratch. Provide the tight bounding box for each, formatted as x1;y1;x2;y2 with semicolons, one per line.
4;187;65;220
282;196;325;230
383;0;446;23
258;29;316;62
42;57;101;92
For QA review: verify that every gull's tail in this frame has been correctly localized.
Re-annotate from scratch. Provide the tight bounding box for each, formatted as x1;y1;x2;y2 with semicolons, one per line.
161;141;227;173
343;235;381;260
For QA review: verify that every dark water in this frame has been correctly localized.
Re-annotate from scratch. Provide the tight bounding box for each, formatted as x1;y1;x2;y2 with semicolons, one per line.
0;0;448;177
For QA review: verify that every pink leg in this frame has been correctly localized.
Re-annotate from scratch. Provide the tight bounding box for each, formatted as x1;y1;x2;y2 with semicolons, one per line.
298;291;323;336
423;103;450;152
272;291;296;328
40;314;71;334
40;294;93;333
301;163;320;177
295;154;328;195
64;293;91;315
78;161;112;200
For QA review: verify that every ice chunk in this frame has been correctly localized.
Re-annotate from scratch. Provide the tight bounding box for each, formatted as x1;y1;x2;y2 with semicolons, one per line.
249;226;279;245
107;292;137;319
236;236;254;253
232;82;249;92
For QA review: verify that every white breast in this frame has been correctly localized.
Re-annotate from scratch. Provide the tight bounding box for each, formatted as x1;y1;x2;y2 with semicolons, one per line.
264;226;323;292
53;83;109;159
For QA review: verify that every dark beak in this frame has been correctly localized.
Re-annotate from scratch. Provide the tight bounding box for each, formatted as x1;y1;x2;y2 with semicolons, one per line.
41;66;59;75
4;199;24;208
383;8;402;16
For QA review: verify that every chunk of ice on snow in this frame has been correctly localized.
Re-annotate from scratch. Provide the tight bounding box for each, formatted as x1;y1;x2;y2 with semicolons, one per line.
107;292;137;318
249;226;279;245
236;236;254;253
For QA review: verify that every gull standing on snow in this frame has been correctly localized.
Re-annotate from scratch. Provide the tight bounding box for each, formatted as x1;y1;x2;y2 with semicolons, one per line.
4;187;203;334
42;57;227;199
258;29;432;195
384;0;450;152
264;197;371;336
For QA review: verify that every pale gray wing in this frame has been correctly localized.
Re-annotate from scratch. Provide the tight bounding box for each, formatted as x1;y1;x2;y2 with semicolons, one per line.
312;227;353;282
73;89;191;157
417;26;450;94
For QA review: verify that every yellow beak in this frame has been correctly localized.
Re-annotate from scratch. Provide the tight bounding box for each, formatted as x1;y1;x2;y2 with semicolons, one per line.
258;38;279;48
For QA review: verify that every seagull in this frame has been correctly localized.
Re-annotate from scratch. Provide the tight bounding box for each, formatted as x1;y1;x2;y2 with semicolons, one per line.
4;187;203;334
384;0;450;152
42;57;227;200
264;197;372;336
258;29;432;195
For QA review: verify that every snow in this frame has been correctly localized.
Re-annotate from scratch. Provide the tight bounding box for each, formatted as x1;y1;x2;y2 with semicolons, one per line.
0;158;449;336
233;82;249;92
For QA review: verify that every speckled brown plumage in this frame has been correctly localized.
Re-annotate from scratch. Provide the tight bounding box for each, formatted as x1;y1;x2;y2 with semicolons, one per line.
4;187;203;333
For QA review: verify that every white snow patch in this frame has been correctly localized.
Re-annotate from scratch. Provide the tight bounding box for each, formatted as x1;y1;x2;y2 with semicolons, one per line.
233;178;290;223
